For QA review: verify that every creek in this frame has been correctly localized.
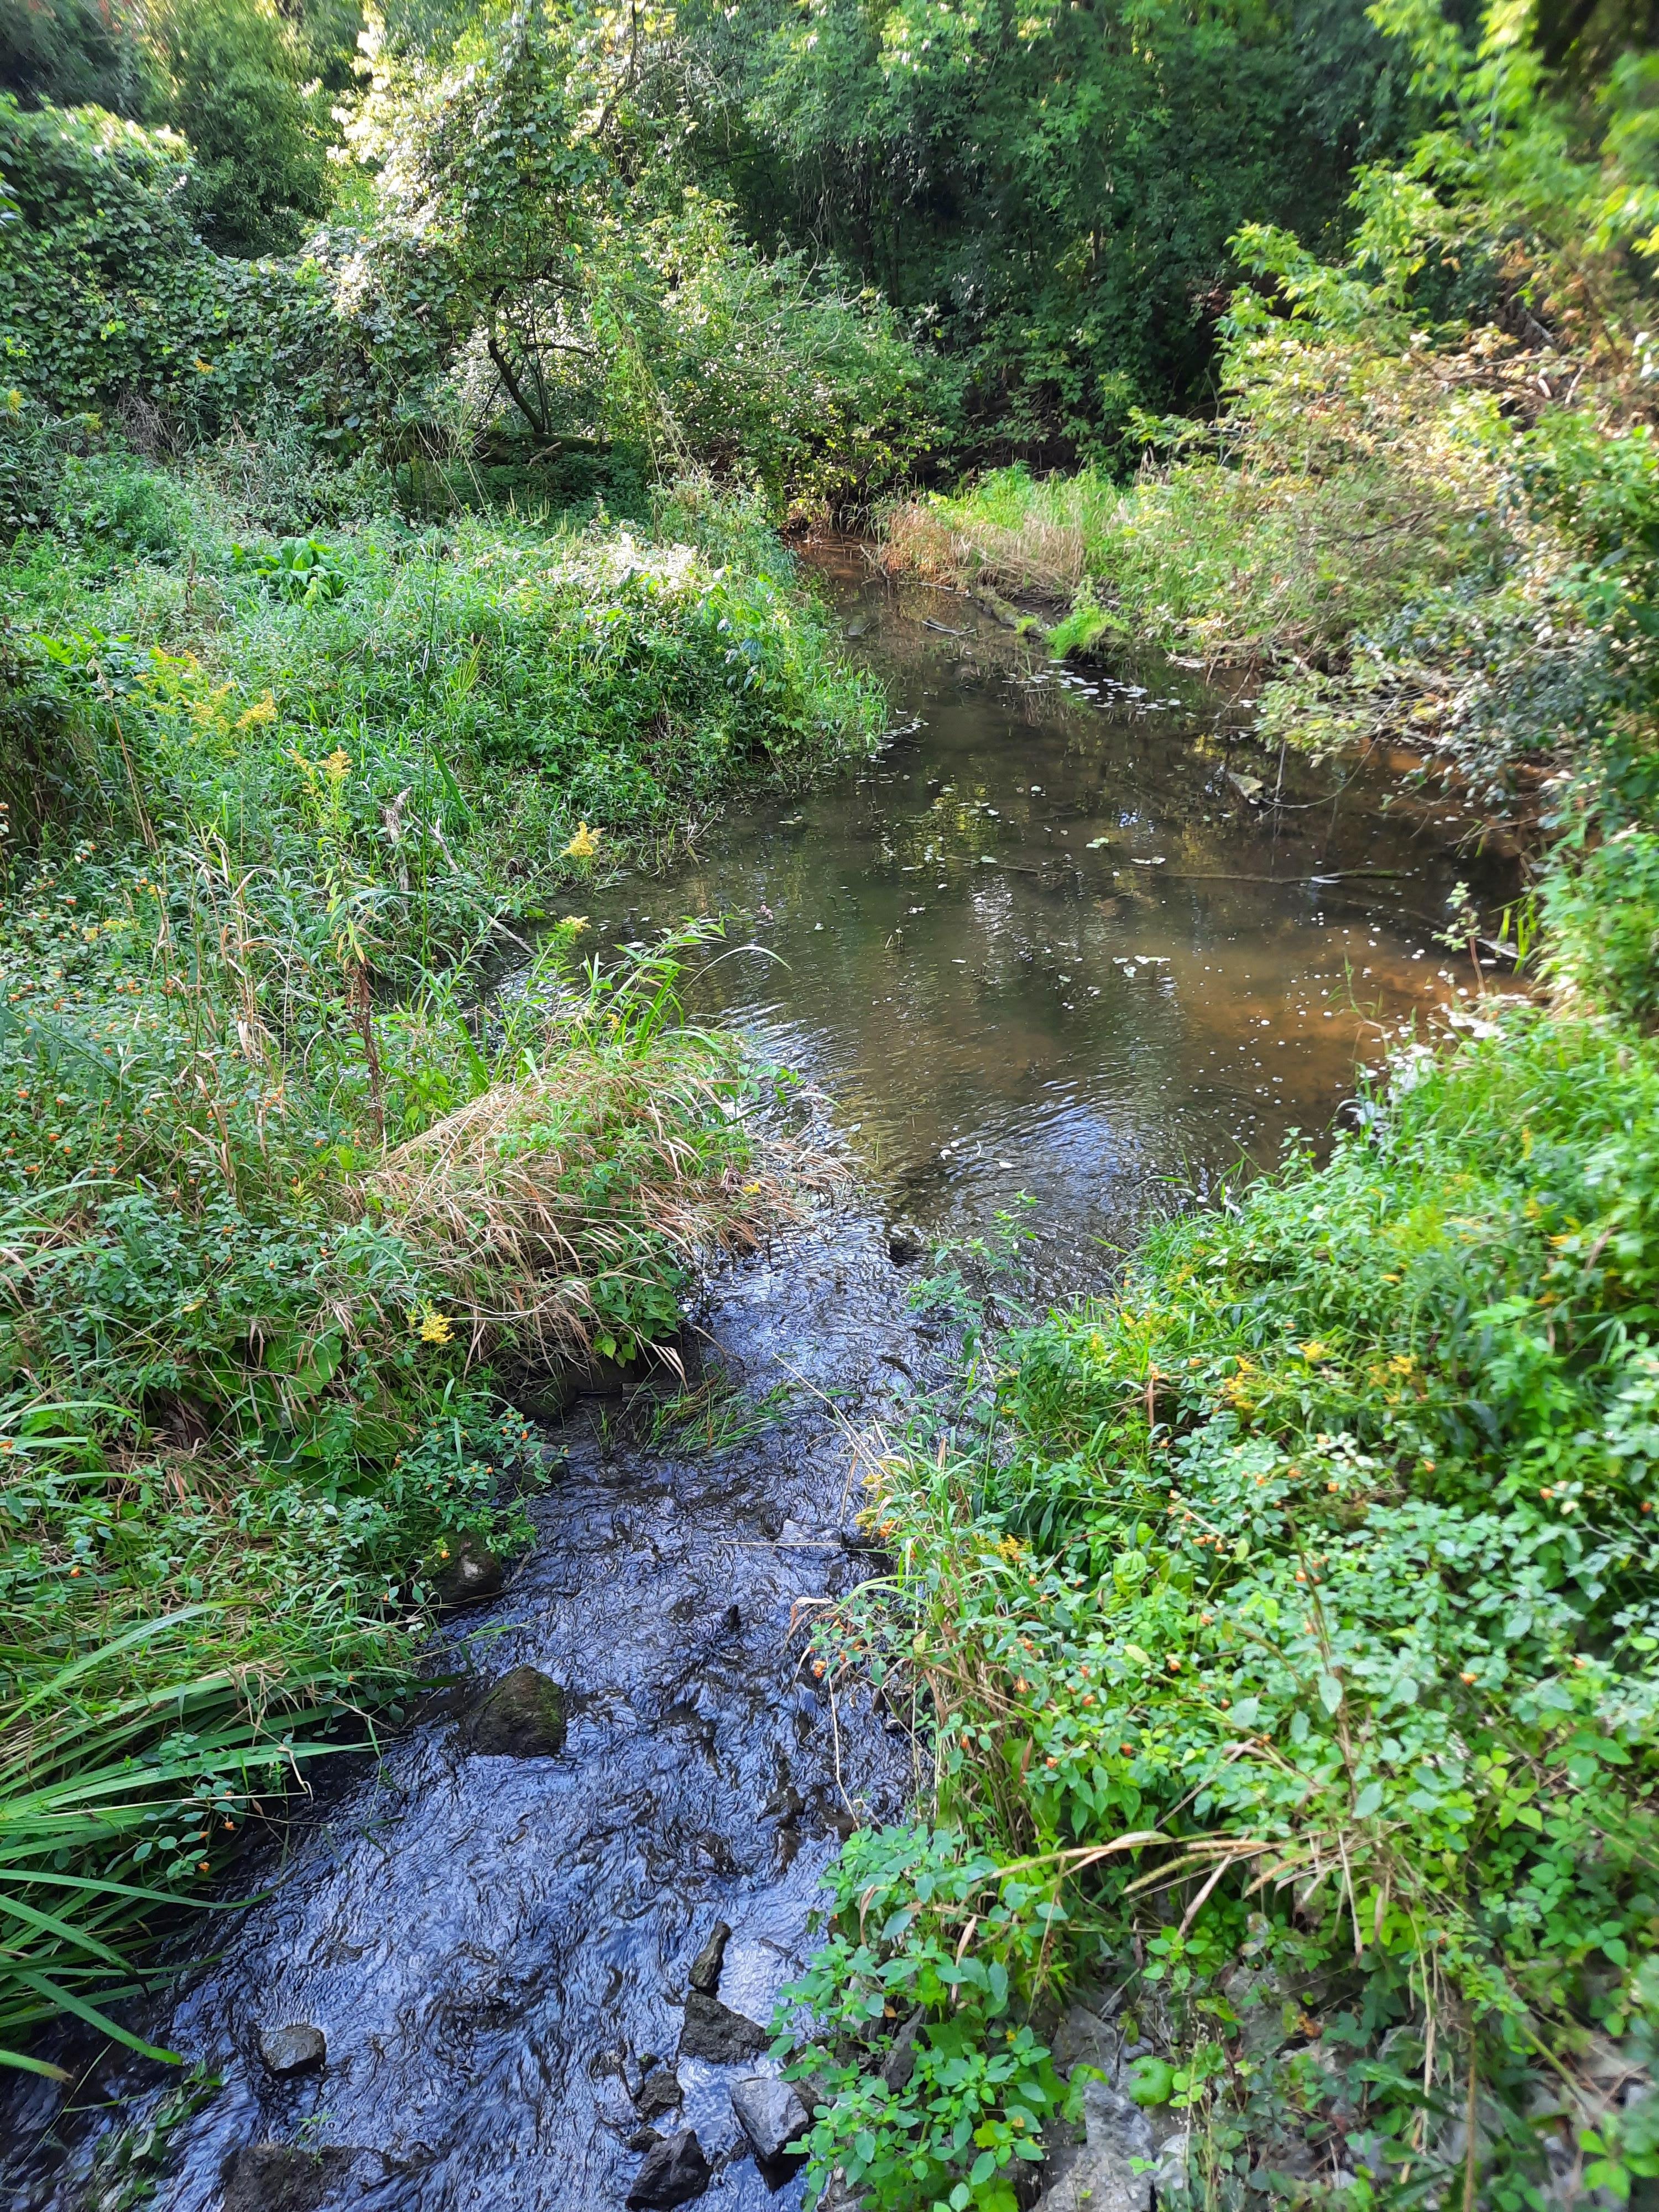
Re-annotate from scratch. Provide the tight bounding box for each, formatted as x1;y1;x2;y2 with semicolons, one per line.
2;559;1503;2212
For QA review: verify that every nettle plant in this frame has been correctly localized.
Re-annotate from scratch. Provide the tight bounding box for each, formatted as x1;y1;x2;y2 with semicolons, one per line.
774;1825;1084;2212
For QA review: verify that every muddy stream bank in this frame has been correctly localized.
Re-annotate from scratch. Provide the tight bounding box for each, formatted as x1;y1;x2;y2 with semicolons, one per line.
1;559;1504;2212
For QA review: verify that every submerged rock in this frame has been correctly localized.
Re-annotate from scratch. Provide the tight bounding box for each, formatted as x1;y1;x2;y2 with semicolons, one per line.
886;1222;927;1267
625;2128;710;2208
466;1667;567;1758
731;2076;810;2163
687;1921;731;1996
257;2022;326;2078
220;2145;353;2212
678;1991;770;2065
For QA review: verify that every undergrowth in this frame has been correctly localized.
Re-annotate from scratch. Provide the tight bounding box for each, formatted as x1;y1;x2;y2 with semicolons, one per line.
0;448;851;2076
800;1010;1659;2206
798;15;1659;2210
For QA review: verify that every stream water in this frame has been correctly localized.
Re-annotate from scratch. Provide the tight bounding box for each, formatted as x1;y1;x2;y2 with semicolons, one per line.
596;546;1507;1285
2;559;1508;2212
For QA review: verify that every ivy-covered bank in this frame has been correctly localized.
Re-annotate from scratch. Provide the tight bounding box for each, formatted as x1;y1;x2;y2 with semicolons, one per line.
781;8;1659;2209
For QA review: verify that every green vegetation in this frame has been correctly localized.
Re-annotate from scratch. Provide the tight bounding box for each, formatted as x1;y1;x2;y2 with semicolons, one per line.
808;1011;1659;2204
6;0;1659;2191
771;3;1659;2209
0;436;879;2071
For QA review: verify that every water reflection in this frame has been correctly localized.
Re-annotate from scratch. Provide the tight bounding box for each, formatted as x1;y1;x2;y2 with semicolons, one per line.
594;558;1510;1284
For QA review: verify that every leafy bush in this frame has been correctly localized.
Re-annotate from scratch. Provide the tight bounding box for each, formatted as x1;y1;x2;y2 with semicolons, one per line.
1544;829;1659;1024
144;0;332;256
343;12;935;511
0;96;342;429
54;453;188;557
676;0;1417;462
775;1826;1082;2212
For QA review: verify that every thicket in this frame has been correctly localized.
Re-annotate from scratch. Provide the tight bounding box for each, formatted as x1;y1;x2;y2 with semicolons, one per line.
0;2;936;516
675;0;1419;465
2;0;348;255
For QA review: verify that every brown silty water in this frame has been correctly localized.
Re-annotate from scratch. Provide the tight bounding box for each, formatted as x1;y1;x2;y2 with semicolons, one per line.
596;547;1508;1280
0;552;1509;2212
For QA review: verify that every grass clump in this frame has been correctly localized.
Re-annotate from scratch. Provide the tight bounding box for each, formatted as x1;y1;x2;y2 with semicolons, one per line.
0;849;783;2074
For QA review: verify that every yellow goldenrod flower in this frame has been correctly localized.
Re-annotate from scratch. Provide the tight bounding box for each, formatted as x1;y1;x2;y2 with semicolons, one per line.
414;1306;453;1345
562;821;601;860
323;748;352;785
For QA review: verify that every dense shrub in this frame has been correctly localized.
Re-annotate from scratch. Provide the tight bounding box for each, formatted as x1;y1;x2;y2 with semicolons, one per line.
0;96;342;429
804;1011;1659;2205
1545;830;1659;1024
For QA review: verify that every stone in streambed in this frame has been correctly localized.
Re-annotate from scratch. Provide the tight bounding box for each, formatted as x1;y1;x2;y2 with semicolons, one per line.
220;2146;354;2212
1034;2076;1154;2212
886;1222;927;1267
731;2075;811;2163
687;1921;731;1996
257;2022;326;2077
432;1540;504;1609
880;2010;923;2093
466;1666;567;1757
678;1990;769;2064
626;2128;710;2208
635;2068;684;2123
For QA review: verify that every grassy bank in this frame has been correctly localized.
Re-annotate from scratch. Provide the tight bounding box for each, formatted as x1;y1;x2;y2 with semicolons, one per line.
798;1006;1659;2205
0;448;875;2076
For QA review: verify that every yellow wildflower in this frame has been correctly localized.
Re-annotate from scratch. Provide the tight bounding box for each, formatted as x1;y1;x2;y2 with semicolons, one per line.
562;821;601;860
237;692;278;731
323;748;351;785
414;1306;453;1345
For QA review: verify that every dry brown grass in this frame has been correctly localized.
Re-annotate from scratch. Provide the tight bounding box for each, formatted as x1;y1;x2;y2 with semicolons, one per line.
372;1041;800;1360
880;501;1087;603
